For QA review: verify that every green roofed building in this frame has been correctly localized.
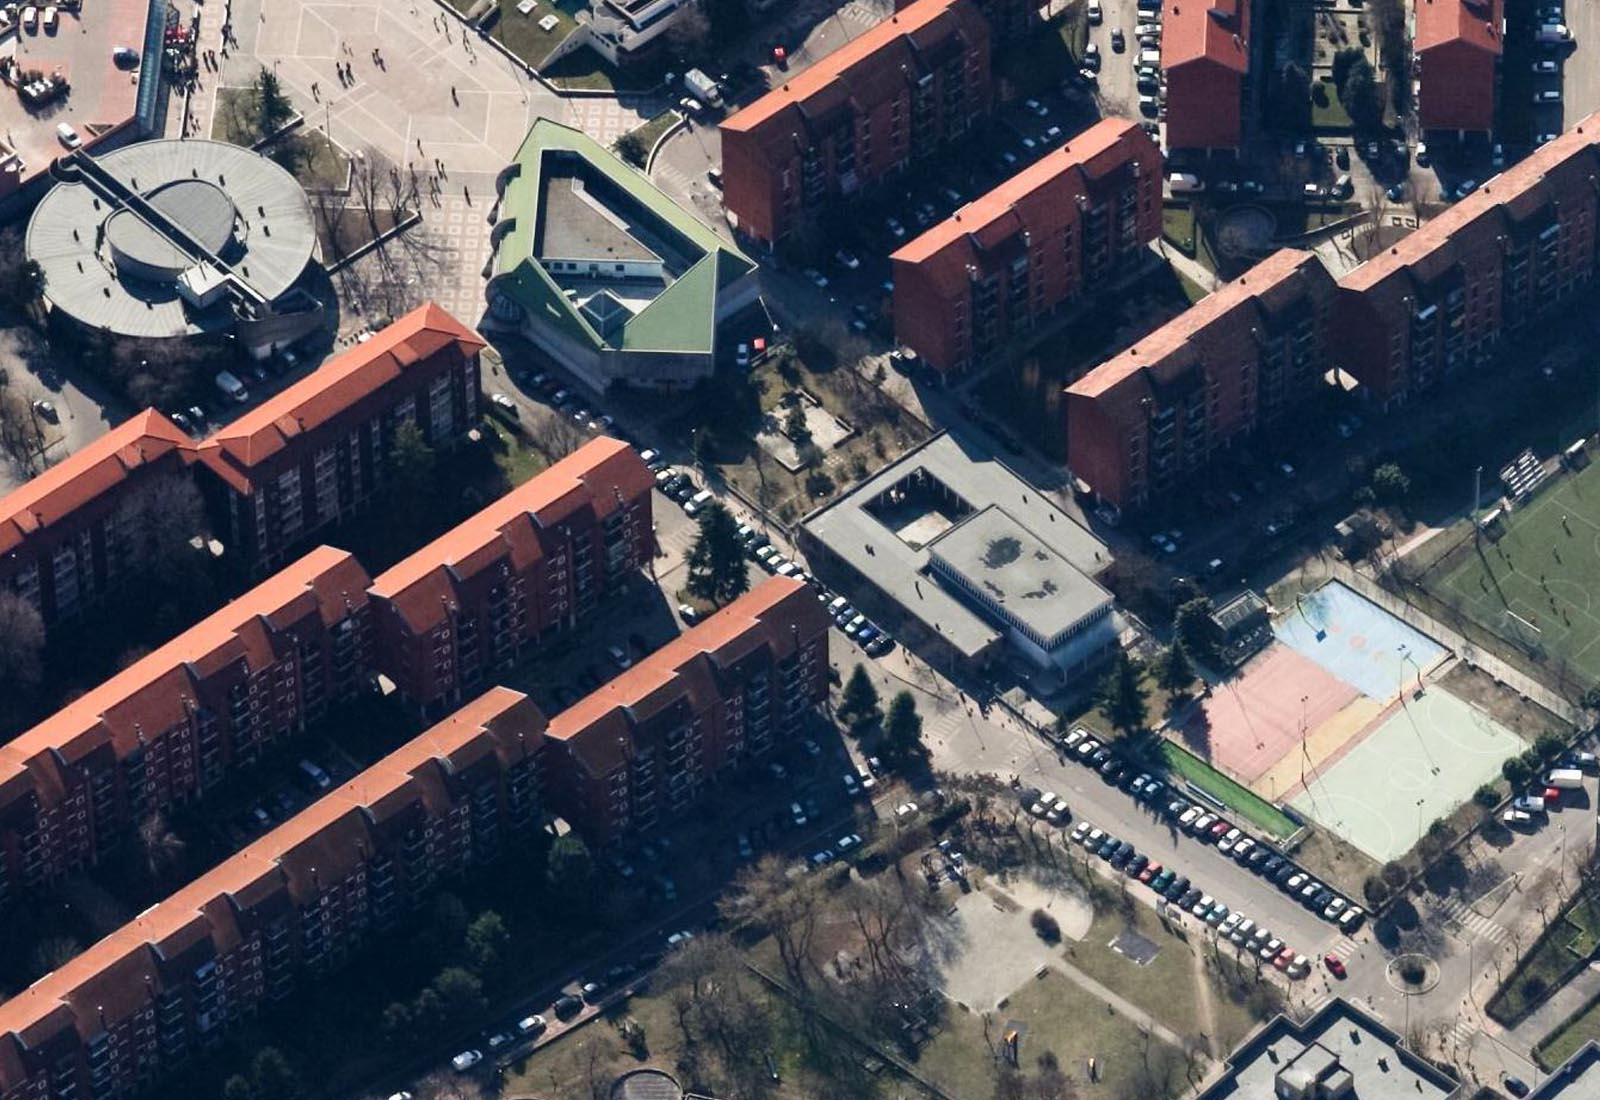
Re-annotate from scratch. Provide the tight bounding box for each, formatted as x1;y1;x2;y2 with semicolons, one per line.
485;119;759;392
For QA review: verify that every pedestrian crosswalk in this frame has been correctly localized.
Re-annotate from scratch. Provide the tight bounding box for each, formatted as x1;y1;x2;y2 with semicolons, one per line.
1330;935;1359;959
924;708;967;747
1438;896;1509;944
1302;991;1334;1016
1447;1017;1479;1046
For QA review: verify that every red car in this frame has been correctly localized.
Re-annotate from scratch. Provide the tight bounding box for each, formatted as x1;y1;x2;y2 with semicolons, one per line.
1273;947;1295;971
1139;862;1162;884
1323;953;1347;979
1544;787;1563;804
1208;819;1233;840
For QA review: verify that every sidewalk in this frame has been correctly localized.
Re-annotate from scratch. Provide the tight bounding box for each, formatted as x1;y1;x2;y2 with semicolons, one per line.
1052;955;1188;1050
1510;961;1600;1050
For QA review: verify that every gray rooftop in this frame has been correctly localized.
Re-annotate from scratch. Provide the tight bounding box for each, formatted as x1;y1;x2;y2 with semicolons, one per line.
1532;1041;1600;1098
801;432;1112;660
27;140;317;340
928;505;1111;644
1200;1000;1460;1100
537;173;659;265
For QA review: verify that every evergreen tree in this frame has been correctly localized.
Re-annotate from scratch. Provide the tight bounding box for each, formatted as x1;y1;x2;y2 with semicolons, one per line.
1098;651;1148;735
685;501;749;605
839;663;881;729
1155;642;1195;697
256;66;294;136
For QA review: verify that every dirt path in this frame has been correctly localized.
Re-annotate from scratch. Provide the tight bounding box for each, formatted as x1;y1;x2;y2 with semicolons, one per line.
1189;942;1223;1057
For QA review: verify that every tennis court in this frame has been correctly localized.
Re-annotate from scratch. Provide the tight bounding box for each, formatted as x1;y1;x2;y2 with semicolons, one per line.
1274;581;1448;701
1171;645;1360;784
1431;457;1600;685
1288;688;1524;862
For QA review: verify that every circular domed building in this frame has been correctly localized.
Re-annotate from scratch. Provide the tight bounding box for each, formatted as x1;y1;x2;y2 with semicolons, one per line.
26;139;323;351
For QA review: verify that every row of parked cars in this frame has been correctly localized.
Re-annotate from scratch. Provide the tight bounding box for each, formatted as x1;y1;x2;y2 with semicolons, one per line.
1057;727;1366;934
1066;816;1336;979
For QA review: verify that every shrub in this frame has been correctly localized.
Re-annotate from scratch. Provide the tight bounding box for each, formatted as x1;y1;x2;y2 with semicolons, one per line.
1399;959;1427;986
1381;861;1408;887
1364;875;1390;906
1474;783;1501;809
1030;909;1062;945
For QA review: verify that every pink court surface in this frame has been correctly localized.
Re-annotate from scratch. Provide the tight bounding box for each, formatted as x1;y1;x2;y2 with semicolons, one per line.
1171;645;1384;800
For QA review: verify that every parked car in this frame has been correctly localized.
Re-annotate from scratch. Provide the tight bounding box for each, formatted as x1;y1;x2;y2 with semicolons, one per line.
451;1050;483;1072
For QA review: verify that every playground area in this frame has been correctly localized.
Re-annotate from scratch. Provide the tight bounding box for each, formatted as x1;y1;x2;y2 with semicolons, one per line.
1288;687;1525;862
1429;456;1600;686
1274;580;1449;701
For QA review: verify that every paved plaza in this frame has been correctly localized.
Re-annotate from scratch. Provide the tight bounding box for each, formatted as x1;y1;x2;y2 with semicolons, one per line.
177;0;664;333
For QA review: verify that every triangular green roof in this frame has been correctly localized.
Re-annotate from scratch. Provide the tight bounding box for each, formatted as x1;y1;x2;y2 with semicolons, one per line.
492;119;754;355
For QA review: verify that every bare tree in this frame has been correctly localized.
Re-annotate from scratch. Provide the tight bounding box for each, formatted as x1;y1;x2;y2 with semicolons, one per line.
112;471;207;583
720;855;823;992
0;589;45;696
0;385;46;475
137;812;186;880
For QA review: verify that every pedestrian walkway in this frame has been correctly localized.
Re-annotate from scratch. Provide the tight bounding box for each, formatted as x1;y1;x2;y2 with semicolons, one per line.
1331;935;1361;959
1052;957;1188;1051
1510;961;1600;1049
1438;896;1510;946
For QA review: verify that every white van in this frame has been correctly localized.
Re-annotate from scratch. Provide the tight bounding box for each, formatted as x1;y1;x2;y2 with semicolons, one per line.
55;122;79;148
1167;172;1204;193
683;488;714;516
1546;768;1584;789
214;370;249;403
1538;23;1571;42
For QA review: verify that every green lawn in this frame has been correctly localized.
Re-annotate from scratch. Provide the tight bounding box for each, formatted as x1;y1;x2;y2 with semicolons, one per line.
539;42;671;91
1162;203;1196;256
1310;79;1353;130
1537;988;1600;1070
1488;889;1600;1025
915;968;1192;1098
487;0;583;71
1160;742;1298;840
1428;451;1600;686
616;109;680;165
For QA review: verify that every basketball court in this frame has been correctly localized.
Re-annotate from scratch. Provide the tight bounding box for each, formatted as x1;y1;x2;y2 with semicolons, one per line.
1274;581;1448;701
1288;688;1524;862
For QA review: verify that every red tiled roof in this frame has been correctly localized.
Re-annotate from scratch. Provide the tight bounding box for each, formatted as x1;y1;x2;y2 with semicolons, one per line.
0;410;193;557
197;303;484;493
1069;249;1322;400
1341;113;1600;294
369;437;653;634
1162;0;1249;72
721;0;972;134
891;119;1156;298
1415;0;1501;54
0;687;538;1063
0;546;371;783
547;577;827;777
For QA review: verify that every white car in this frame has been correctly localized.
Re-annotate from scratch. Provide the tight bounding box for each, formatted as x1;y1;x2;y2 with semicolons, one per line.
803;268;829;288
1534;59;1559;73
55;122;80;148
834;249;860;270
451;1050;482;1072
1087;0;1102;21
516;1014;546;1036
20;6;36;31
1216;828;1242;853
895;801;919;819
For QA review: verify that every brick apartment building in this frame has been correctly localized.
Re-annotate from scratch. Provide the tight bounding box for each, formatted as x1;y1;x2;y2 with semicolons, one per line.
196;303;485;572
1161;0;1251;152
542;576;830;844
891;118;1162;375
1334;114;1600;407
1065;248;1335;510
0;688;543;1100
0;409;197;627
719;0;993;245
893;0;1034;40
369;437;654;717
0;547;373;897
1415;0;1501;136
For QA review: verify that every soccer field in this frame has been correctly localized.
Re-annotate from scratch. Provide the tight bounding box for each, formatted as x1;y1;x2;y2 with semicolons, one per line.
1432;457;1600;685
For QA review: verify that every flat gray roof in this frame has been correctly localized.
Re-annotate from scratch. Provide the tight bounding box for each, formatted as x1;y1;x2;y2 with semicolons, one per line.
1201;1000;1460;1100
801;433;1111;660
928;505;1111;643
537;173;659;265
27;140;316;340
